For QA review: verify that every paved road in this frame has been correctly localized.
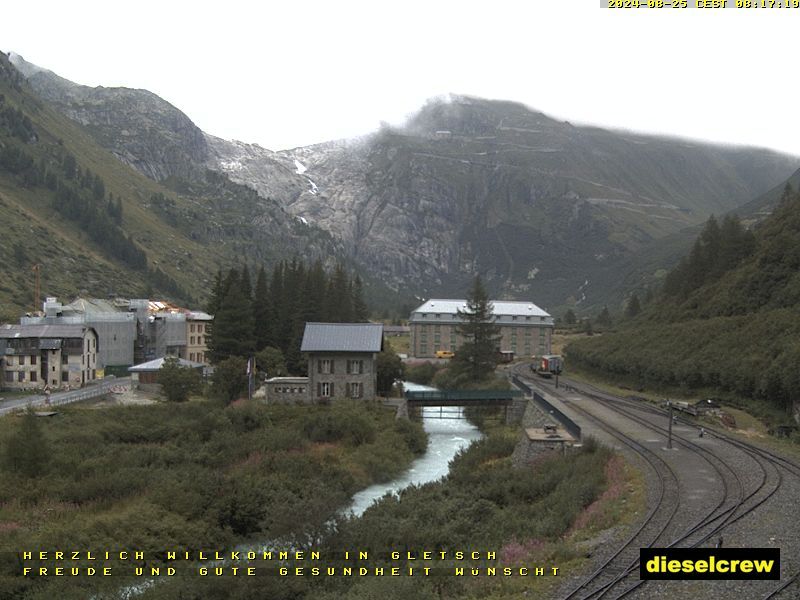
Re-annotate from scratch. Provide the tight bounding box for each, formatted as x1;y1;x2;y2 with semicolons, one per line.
0;377;131;417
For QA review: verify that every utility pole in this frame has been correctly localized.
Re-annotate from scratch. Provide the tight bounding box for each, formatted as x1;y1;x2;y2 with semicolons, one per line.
667;400;673;449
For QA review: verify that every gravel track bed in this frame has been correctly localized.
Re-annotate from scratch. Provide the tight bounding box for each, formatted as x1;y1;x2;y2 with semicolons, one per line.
512;368;800;600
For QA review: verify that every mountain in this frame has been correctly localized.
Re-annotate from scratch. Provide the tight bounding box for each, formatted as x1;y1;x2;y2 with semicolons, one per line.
9;54;800;310
567;176;800;423
0;52;341;321
211;98;800;307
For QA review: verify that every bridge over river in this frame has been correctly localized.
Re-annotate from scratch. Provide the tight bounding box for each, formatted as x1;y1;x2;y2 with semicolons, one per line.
403;388;523;420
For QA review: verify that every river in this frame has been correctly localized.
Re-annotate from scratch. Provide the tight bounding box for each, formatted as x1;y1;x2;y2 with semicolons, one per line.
114;383;479;598
346;382;483;516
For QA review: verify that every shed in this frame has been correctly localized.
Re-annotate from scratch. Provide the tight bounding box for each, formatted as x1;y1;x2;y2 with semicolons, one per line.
128;357;204;386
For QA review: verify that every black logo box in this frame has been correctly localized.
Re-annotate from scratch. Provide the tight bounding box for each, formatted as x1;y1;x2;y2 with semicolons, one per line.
640;548;780;580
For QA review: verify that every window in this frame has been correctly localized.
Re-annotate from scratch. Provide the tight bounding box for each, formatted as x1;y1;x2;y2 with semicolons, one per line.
62;353;68;364
18;372;24;382
420;344;428;355
31;355;37;365
190;353;195;361
199;336;203;345
19;356;25;366
349;382;363;399
5;372;13;383
190;324;195;333
512;316;517;321
30;371;37;382
62;371;68;382
318;382;333;397
318;359;333;374
190;336;195;345
347;360;364;374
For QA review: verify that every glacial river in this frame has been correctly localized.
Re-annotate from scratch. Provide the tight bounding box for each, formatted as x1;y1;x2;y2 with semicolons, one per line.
346;382;483;516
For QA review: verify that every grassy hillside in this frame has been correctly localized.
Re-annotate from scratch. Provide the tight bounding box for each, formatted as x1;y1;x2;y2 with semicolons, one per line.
0;52;338;321
567;181;800;424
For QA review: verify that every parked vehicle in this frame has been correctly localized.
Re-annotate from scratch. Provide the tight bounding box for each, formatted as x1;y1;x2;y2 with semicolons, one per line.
435;350;455;359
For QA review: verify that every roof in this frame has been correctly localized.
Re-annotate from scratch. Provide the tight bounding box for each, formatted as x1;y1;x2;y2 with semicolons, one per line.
128;357;205;372
0;324;95;339
411;299;550;318
185;311;213;321
300;323;383;353
63;297;122;315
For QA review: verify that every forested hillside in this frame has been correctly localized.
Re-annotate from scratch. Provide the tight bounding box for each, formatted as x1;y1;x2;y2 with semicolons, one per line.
567;181;800;422
0;51;341;320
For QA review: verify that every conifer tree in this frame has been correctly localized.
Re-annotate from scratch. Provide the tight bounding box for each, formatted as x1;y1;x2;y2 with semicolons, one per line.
352;275;369;322
596;306;612;326
450;276;501;383
253;266;271;351
206;269;255;362
625;293;641;318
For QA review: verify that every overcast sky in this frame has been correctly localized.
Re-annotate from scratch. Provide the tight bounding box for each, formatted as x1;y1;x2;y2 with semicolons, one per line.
2;0;799;154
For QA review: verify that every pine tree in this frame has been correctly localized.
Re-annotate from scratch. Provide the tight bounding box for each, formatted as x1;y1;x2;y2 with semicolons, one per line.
596;306;612;326
327;263;353;322
253;266;271;351
206;269;256;362
625;293;641;318
564;309;577;325
352;275;369;322
450;276;501;383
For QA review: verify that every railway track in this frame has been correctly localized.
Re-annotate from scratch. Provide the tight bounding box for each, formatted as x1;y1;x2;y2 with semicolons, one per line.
509;364;800;599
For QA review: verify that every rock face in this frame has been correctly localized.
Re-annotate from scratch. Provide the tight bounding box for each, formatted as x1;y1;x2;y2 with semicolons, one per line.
9;53;209;182
14;52;799;307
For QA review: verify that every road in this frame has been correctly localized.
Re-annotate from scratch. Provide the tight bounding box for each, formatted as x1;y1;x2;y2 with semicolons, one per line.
0;377;131;417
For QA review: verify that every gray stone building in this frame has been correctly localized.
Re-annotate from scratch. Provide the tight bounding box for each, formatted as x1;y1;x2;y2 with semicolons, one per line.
409;299;554;359
19;297;213;374
302;323;383;401
0;324;98;390
262;322;383;404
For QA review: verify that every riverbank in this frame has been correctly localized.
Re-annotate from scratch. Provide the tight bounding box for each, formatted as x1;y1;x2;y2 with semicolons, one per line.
0;399;426;600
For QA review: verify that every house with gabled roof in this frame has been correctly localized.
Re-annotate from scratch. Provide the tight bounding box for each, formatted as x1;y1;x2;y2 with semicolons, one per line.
265;322;383;404
301;322;383;402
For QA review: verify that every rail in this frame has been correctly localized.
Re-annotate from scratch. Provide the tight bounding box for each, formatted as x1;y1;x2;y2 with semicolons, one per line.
510;375;582;440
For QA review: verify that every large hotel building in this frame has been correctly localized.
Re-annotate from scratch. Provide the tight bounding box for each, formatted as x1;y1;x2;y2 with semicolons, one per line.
409;299;554;359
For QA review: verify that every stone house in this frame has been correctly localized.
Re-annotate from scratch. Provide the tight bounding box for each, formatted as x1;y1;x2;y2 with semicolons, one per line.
262;322;384;405
286;322;383;402
0;324;99;390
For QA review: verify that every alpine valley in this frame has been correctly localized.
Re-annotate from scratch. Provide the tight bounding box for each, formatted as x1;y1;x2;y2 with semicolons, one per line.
2;51;798;317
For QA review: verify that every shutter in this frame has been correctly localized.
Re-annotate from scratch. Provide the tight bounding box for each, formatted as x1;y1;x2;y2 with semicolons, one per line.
346;360;351;374
330;382;334;397
317;382;321;397
331;360;335;374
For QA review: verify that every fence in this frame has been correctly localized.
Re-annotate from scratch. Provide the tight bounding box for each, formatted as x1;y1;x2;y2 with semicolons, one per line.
510;375;582;440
